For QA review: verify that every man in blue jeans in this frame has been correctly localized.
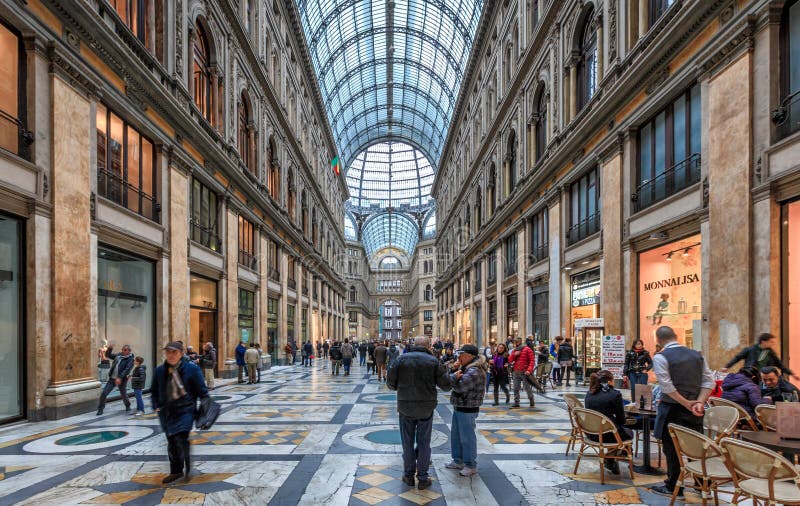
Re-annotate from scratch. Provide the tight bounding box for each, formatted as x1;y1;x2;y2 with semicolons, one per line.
445;345;486;476
386;336;451;490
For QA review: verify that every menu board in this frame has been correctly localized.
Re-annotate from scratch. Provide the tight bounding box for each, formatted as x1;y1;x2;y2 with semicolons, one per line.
601;335;626;379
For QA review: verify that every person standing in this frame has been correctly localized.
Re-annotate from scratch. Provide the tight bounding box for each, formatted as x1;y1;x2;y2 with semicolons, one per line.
323;340;330;359
483;340;495;393
316;341;322;362
301;340;309;367
284;342;294;365
130;356;147;416
557;337;575;387
386;337;452;489
235;341;247;383
623;339;653;402
648;326;714;499
245;343;260;384
508;336;535;408
151;341;209;484
255;342;264;382
97;344;134;415
374;340;388;381
330;341;343;375
303;341;314;367
445;345;486;477
550;336;563;384
723;333;799;381
490;343;510;405
387;341;400;369
359;341;368;365
200;342;216;389
341;339;355;376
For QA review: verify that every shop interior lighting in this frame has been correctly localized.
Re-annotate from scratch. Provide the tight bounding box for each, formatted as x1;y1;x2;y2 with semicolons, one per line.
683;247;691;257
661;242;701;261
665;252;673;262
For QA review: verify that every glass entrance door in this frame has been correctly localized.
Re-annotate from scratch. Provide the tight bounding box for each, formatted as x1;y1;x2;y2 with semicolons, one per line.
0;214;22;422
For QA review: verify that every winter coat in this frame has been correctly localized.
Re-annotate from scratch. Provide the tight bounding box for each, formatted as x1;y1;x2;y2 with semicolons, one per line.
557;343;575;364
341;343;355;359
387;346;400;368
130;364;147;390
386;346;452;419
585;385;631;443
623;349;653;375
725;344;793;376
303;342;313;356
762;378;800;403
374;345;388;365
509;345;535;373
107;352;135;381
449;356;487;410
151;357;208;436
721;372;772;417
244;347;260;365
235;344;247;366
491;353;510;384
200;348;217;369
330;345;343;361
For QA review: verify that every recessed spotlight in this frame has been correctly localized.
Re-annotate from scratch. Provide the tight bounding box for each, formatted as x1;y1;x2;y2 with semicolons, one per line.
564;266;573;271
666;252;673;262
683;247;691;257
581;260;590;265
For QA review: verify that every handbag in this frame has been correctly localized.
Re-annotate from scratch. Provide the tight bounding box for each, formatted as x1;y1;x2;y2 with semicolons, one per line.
196;396;221;430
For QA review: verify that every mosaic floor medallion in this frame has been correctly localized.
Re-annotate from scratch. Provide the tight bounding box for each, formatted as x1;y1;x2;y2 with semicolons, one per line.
23;426;154;454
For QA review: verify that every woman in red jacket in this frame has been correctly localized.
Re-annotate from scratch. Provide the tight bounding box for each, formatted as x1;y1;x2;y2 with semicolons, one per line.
508;336;535;408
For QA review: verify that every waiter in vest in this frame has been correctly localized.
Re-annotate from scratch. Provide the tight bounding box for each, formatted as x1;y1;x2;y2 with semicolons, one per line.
648;326;714;500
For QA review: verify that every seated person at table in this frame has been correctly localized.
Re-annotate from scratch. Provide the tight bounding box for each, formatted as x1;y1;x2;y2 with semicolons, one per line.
721;366;772;418
761;366;800;402
584;370;633;475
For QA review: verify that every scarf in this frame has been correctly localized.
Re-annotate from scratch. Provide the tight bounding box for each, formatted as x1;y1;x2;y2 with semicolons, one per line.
166;363;187;401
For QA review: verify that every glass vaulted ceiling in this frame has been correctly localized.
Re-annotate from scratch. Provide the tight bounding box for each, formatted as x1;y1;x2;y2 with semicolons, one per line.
297;0;484;167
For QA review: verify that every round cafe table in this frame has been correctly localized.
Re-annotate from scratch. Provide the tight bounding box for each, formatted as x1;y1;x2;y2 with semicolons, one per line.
740;431;800;457
625;406;664;475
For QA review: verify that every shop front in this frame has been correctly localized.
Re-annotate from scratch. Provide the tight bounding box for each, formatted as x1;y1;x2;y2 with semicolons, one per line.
571;268;601;375
529;286;549;344
97;246;155;389
0;213;23;423
267;297;279;364
506;293;518;340
238;288;254;343
638;234;702;352
785;201;800;375
488;299;497;344
190;275;218;354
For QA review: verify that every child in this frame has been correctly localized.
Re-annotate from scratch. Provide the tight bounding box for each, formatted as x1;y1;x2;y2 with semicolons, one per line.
652;293;669;325
130;356;146;416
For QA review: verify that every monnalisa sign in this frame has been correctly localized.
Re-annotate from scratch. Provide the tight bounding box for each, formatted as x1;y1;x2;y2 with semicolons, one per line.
643;273;700;291
575;318;604;329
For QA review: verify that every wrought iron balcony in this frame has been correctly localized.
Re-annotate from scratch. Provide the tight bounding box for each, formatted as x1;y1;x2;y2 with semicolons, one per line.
632;154;702;212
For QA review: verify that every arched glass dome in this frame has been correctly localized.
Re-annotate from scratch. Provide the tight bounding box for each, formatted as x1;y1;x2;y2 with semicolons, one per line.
346;141;434;210
344;212;358;241
423;209;436;238
361;211;419;257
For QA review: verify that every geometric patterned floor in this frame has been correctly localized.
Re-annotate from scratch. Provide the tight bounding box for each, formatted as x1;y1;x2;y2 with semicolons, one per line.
0;359;747;505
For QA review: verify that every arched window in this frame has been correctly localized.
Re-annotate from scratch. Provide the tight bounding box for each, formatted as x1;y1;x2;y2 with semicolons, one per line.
238;91;254;173
780;0;800;138
193;22;213;123
424;284;433;302
474;190;482;234
577;9;598;111
487;163;497;216
268;136;280;200
505;130;517;196
379;256;401;269
465;205;471;240
287;170;296;222
301;191;309;237
534;86;548;162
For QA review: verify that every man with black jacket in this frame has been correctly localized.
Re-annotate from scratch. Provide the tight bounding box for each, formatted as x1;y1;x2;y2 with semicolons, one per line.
97;344;134;415
723;333;799;381
387;336;451;490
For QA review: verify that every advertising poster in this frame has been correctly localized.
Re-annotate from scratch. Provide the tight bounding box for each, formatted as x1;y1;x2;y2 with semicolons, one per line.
601;335;626;379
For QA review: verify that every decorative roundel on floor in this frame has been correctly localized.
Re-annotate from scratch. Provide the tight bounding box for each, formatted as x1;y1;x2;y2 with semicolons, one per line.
358;393;397;404
24;426;153;453
209;394;246;403
342;424;447;452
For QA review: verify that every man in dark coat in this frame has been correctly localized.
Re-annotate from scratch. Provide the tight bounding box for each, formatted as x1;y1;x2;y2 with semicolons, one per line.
235;341;247;383
386;336;451;490
97;344;134;415
151;341;208;484
724;333;799;381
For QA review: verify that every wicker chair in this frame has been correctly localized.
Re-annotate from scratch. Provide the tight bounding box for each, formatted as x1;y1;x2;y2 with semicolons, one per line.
708;397;759;432
571;407;635;485
703;406;740;444
721;437;800;505
668;424;734;506
563;393;584;456
755;404;777;432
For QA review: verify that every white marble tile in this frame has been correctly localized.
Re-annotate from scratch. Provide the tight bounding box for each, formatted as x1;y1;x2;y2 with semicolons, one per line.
0;455;102;498
431;455;499;506
14;486;104;506
494;459;599;505
297;454;360;505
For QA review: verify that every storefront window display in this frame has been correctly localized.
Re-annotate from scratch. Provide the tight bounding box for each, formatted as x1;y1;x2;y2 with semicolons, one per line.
488;300;497;343
571;268;601;374
638;234;702;352
97;246;155;389
531;289;549;344
302;308;308;341
267;297;278;364
785;202;800;376
190;275;218;354
0;214;23;422
287;304;295;344
506;293;518;340
238;288;254;343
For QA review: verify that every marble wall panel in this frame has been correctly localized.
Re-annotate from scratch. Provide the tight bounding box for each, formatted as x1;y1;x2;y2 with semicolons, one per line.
601;154;623;335
168;166;189;341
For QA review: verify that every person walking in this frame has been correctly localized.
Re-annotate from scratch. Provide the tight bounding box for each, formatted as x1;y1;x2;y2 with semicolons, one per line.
151;341;209;484
200;342;216;389
648;326;714;499
445;344;486;477
723;333;799;381
303;341;314;367
301;340;309;367
316;341;322;362
235;341;247;383
341;338;355;376
557;337;575;387
130;356;147;416
623;338;653;402
359;341;368;365
97;344;134;415
386;336;452;490
508;336;535;408
330;341;343;375
490;343;510;405
323;340;330;359
374;340;388;381
387;341;400;369
245;342;260;384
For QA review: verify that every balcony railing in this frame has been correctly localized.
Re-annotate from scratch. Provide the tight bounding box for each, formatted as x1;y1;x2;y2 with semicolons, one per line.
238;250;257;270
527;244;549;266
474;281;481;293
268;267;280;281
773;90;800;140
97;167;160;222
302;286;309;296
505;263;517;278
567;212;601;245
632;154;702;212
487;273;497;286
288;278;296;290
190;219;221;251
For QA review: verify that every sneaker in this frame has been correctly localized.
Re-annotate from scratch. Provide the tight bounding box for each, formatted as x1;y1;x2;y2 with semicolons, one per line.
401;475;415;486
509;404;521;409
445;460;465;470
162;473;183;484
649;485;684;499
417;478;432;490
459;467;478;477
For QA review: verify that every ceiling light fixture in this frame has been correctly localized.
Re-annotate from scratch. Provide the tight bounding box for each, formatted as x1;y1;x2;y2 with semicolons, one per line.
665;252;672;262
564;266;573;271
683;247;691;257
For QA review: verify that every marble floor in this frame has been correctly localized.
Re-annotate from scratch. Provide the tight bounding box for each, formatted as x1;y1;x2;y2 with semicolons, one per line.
0;360;744;505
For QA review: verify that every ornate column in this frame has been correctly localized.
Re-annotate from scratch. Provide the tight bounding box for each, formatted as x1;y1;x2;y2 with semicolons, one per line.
638;0;649;39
